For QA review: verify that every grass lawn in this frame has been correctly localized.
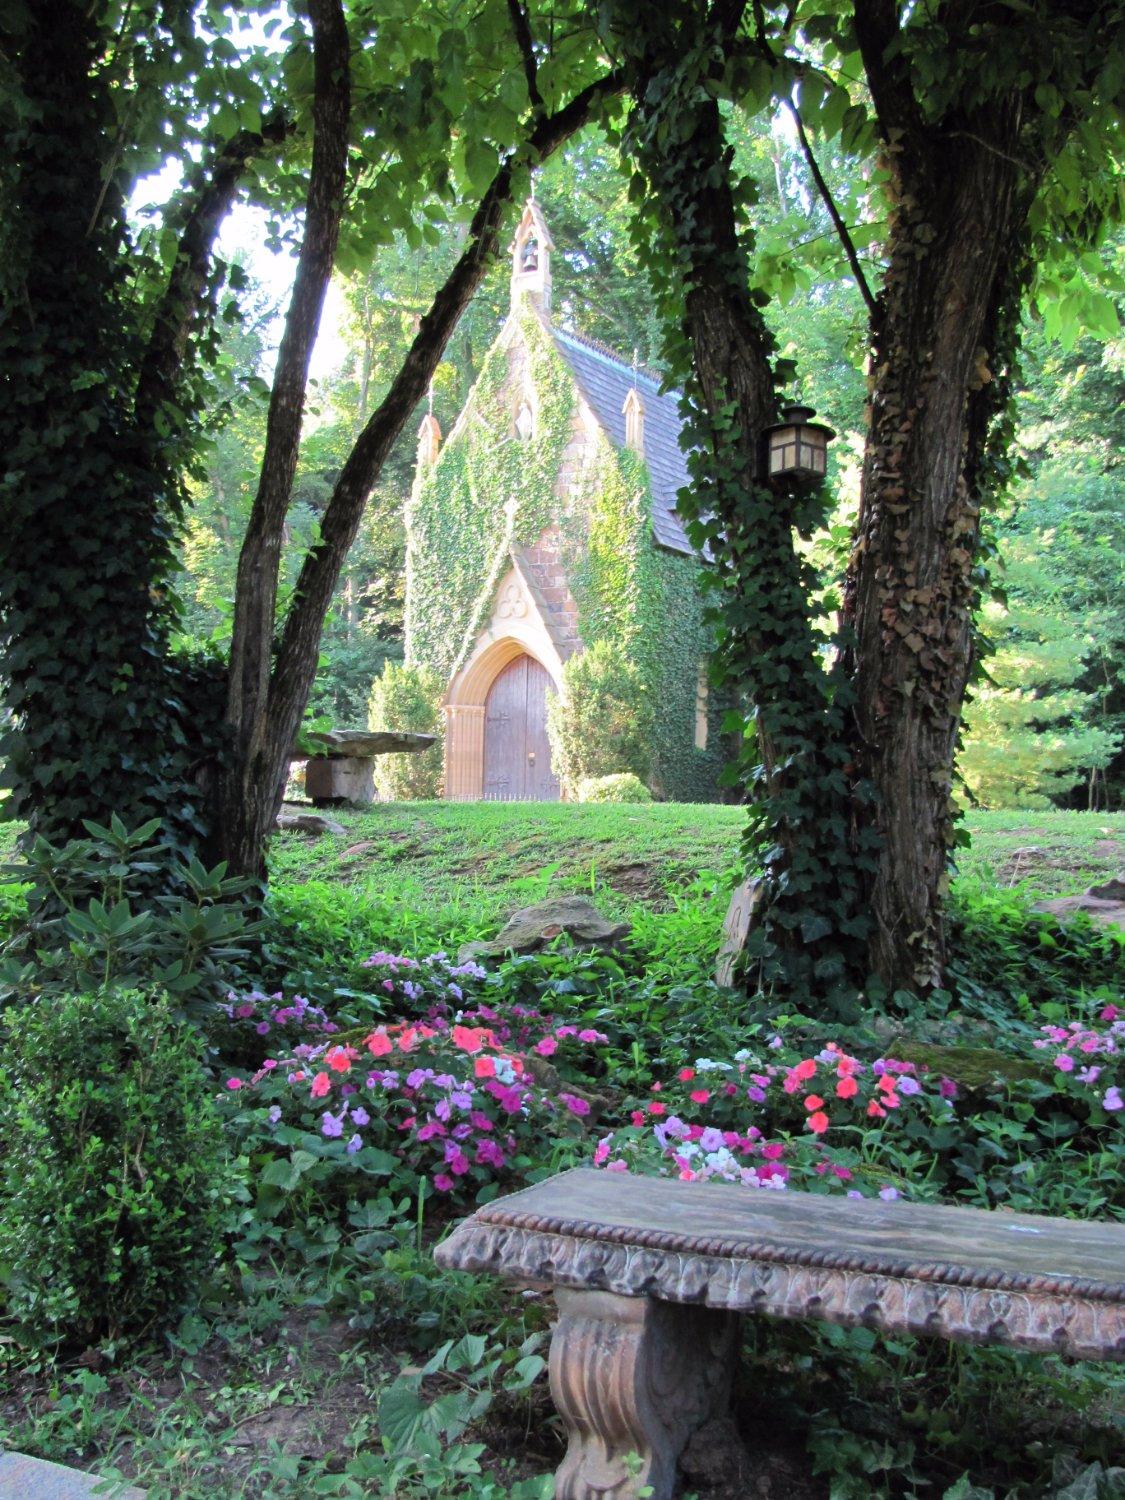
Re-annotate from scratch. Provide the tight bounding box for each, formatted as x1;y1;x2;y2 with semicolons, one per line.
270;799;1124;934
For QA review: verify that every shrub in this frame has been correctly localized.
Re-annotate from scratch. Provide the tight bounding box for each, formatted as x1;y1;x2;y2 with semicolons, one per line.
576;772;654;803
368;661;444;800
0;815;255;1024
0;988;230;1350
546;640;653;796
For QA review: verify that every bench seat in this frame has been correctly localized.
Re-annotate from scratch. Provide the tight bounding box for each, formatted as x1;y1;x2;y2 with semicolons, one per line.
436;1168;1125;1499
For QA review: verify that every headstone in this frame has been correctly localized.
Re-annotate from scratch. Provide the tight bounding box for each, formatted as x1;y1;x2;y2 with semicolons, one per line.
0;1452;145;1498
458;896;630;962
716;878;762;987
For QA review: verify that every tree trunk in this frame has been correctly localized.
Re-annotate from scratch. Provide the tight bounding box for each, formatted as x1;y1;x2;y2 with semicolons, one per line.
842;13;1029;991
213;74;622;879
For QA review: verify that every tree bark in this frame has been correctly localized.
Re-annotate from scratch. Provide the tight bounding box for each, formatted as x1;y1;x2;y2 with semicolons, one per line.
842;0;1030;992
216;0;351;876
213;72;622;878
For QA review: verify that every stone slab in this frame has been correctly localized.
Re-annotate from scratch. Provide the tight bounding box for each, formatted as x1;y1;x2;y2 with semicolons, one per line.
293;729;436;759
437;1168;1125;1360
0;1452;145;1497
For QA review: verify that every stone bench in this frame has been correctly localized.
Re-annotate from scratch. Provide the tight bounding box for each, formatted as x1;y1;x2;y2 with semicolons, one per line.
289;729;436;805
435;1167;1125;1500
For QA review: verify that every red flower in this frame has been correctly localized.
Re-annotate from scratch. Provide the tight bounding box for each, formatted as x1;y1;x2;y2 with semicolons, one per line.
365;1031;393;1057
835;1076;858;1099
803;1094;825;1111
795;1059;817;1081
867;1100;886;1118
678;1067;695;1082
807;1111;830;1135
690;1088;710;1104
310;1071;331;1099
451;1024;484;1053
474;1056;497;1079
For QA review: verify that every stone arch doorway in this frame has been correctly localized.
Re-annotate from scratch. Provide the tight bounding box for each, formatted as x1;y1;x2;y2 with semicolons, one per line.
444;634;563;801
483;654;560;801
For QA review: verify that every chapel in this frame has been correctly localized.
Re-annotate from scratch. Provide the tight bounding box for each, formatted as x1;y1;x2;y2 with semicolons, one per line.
403;200;725;802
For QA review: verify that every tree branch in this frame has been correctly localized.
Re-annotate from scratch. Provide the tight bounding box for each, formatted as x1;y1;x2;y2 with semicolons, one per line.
505;0;543;111
223;0;350;800
782;95;877;316
265;70;624;793
134;114;289;430
851;0;924;150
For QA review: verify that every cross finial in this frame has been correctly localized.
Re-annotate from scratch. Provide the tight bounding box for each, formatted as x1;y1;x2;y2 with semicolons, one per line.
427;380;434;416
631;347;639;388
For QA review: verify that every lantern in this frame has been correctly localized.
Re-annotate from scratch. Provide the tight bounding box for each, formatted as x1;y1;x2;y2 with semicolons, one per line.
763;403;834;482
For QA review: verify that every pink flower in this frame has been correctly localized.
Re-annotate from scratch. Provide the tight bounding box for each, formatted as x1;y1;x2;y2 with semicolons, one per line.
678;1067;695;1082
690;1088;710;1104
593;1138;612;1165
1054;1053;1075;1073
1098;1005;1118;1021
939;1078;958;1099
807;1111;829;1135
560;1092;590;1117
535;1036;558;1056
433;1173;454;1192
225;1077;243;1091
310;1071;331;1098
578;1029;601;1043
836;1076;858;1099
606;1159;628;1173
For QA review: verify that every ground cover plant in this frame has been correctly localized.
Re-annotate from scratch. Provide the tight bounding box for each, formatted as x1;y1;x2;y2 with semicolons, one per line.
1;805;1121;1497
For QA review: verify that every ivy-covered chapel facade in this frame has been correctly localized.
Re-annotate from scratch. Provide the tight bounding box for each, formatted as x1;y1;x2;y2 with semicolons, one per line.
404;201;724;802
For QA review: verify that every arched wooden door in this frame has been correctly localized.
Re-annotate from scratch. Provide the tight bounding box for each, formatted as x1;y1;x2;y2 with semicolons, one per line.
483;654;560;801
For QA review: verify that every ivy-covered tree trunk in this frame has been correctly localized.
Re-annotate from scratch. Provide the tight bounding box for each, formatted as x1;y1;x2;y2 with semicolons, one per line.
610;1;872;1003
0;2;205;849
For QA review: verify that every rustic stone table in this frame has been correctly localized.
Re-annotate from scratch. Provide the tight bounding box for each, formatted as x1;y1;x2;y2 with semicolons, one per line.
436;1168;1125;1500
290;729;436;805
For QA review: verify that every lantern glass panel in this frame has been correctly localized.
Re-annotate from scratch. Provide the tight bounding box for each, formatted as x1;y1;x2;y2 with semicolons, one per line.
770;429;798;474
798;435;826;473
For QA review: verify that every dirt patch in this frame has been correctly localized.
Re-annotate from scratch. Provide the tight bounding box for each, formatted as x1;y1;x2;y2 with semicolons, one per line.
599;857;689;906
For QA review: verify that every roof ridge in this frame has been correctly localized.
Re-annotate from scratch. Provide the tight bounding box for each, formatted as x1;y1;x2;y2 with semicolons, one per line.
547;322;671;394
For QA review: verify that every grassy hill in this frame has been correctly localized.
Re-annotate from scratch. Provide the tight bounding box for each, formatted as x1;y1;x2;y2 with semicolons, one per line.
269;801;1124;949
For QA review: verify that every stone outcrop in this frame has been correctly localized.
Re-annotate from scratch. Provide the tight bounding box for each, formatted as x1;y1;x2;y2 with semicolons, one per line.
458;895;630;962
1033;873;1125;931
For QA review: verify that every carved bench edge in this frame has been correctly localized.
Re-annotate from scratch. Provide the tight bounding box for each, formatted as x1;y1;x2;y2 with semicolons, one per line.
435;1217;1125;1362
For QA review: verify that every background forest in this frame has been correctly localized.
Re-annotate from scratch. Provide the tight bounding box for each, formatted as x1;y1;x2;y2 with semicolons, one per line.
176;127;1125;810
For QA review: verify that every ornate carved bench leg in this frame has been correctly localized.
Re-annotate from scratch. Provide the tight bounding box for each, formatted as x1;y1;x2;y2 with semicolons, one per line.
548;1289;737;1500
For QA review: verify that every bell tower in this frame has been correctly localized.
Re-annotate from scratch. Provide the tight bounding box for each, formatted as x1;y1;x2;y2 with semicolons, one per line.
510;198;553;312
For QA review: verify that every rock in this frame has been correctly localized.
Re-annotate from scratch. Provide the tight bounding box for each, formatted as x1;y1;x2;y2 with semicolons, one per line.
887;1040;1049;1095
457;895;630;962
276;811;346;836
0;1452;145;1497
1032;880;1125;930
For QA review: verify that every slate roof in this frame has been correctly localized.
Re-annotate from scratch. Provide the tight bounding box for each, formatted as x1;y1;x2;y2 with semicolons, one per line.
548;325;695;557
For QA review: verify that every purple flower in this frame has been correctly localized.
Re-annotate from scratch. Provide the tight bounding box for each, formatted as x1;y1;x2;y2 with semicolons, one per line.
1076;1067;1101;1086
346;1134;363;1154
267;1105;282;1125
255;1021;271;1036
897;1076;921;1096
451;1090;473;1110
1103;1086;1123;1112
879;1186;900;1201
699;1127;725;1153
746;1085;767;1103
351;1106;370;1126
321;1112;344;1139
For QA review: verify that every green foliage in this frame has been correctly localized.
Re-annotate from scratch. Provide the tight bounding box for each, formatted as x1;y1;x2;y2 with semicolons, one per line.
576;772;653;803
0;987;230;1350
368;661;444;799
406;307;576;682
960;548;1121;807
546;640;653;795
0;815;256;1023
